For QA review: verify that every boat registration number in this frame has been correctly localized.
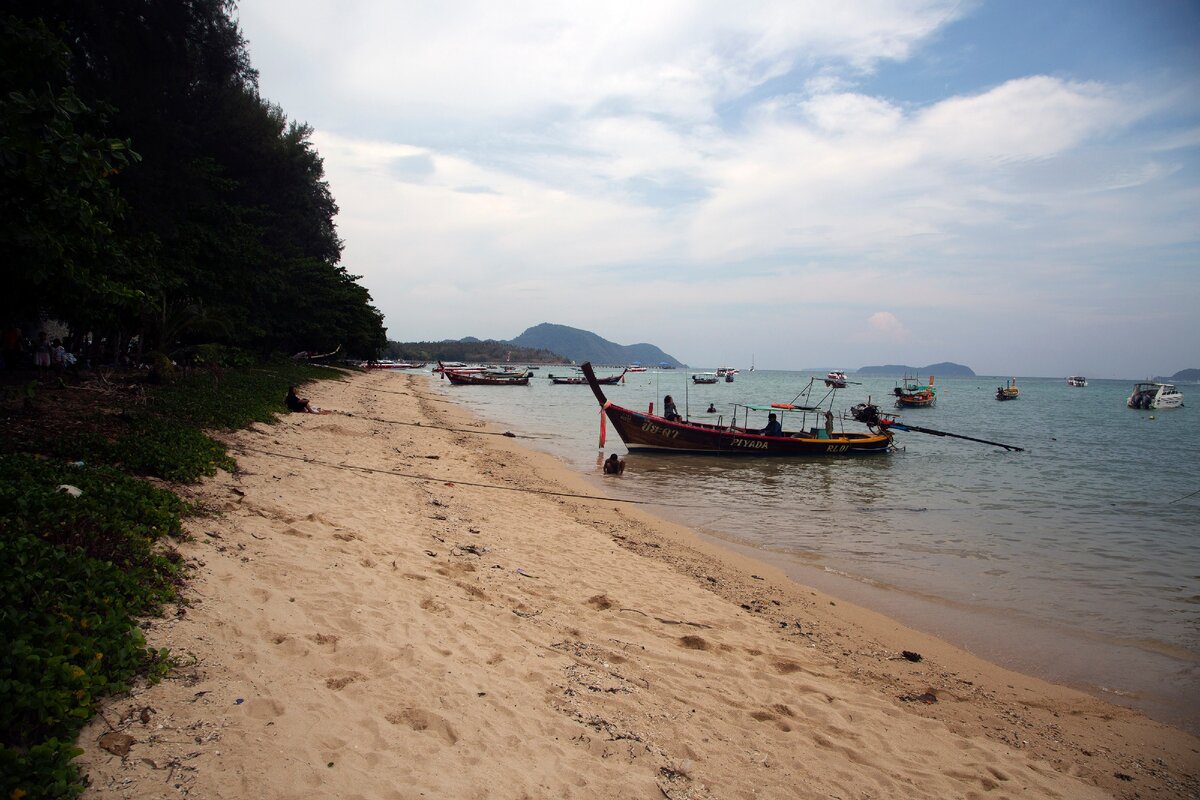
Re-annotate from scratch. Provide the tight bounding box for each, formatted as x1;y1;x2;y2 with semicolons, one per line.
640;422;680;439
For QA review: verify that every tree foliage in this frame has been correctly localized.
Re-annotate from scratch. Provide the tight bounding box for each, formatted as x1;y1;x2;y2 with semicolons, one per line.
1;3;387;358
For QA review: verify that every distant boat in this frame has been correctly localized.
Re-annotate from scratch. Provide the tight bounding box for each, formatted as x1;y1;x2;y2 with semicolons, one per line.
627;365;648;373
995;378;1019;401
363;359;425;370
1127;382;1183;410
439;362;530;385
551;368;626;385
692;372;719;384
824;370;848;388
894;375;936;408
1067;376;1087;387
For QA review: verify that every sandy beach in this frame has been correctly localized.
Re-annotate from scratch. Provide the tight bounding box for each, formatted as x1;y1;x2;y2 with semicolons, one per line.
76;370;1198;799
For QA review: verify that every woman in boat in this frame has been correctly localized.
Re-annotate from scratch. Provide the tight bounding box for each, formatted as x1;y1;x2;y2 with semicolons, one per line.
663;395;681;421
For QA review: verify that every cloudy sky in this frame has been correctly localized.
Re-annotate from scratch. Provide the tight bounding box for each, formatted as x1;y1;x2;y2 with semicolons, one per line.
236;0;1199;378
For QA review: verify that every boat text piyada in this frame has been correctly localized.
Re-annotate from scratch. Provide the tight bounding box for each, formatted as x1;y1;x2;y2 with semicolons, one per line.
583;363;891;455
581;363;1024;455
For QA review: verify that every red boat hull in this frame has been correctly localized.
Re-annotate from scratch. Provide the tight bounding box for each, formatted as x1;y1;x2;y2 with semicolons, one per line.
582;363;890;456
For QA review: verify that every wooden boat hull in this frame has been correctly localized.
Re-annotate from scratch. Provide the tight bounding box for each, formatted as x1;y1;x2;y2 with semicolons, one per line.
444;371;529;385
582;363;890;456
552;369;625;385
895;393;934;407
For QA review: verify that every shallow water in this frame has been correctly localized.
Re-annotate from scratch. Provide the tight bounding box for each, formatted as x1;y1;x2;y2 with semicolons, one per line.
426;369;1200;732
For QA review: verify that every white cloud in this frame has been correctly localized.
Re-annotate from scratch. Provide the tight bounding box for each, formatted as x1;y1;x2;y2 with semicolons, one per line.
237;1;1199;376
867;311;909;340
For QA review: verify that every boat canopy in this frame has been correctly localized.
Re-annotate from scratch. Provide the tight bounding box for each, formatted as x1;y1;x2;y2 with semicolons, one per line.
743;403;822;412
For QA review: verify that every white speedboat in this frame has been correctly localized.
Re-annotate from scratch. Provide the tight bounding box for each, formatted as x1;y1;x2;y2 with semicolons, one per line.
1066;376;1087;387
1127;382;1183;409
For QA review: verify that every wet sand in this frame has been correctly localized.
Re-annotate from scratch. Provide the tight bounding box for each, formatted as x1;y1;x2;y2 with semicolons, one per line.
76;370;1199;798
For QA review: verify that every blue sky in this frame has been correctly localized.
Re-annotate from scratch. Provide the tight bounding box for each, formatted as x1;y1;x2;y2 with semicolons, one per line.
236;0;1199;378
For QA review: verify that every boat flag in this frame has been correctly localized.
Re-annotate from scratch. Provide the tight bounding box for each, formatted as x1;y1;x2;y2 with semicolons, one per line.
599;406;607;448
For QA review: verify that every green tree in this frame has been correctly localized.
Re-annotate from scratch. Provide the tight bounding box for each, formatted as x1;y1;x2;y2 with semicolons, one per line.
0;15;146;326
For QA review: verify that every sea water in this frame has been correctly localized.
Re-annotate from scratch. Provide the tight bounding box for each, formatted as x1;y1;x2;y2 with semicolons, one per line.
425;369;1200;732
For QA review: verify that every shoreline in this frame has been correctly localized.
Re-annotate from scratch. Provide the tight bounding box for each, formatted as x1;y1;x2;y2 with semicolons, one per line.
76;370;1199;798
637;511;1200;735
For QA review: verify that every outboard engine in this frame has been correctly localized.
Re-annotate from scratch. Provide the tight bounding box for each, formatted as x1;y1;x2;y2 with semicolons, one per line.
851;403;884;427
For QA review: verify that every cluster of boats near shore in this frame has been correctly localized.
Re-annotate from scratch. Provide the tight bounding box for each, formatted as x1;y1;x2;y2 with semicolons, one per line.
404;360;1187;457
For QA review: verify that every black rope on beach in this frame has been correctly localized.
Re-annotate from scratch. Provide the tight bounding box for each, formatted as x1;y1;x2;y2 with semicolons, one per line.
232;445;704;508
350;413;555;440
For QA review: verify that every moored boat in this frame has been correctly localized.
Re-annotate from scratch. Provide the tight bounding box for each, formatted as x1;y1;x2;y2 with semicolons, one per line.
551;368;626;385
363;359;425;370
995;378;1019;401
824;370;848;388
692;372;719;384
1066;376;1087;387
582;363;891;456
894;375;936;407
1127;382;1183;410
439;362;530;385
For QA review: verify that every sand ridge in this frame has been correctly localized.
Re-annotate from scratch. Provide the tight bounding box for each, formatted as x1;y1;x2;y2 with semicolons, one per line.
75;370;1198;799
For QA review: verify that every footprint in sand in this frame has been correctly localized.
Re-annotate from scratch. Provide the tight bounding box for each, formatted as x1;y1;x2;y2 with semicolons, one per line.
384;708;459;744
324;672;365;691
586;594;614;610
678;635;709;651
243;698;285;719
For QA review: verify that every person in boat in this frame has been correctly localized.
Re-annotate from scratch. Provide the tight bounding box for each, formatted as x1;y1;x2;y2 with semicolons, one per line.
285;385;328;414
663;395;681;422
603;454;625;475
761;412;782;436
824;409;834;436
706;403;717;413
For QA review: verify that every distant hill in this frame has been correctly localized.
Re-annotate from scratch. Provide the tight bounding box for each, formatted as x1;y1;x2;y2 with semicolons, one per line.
1165;368;1200;382
385;339;567;364
509;323;684;367
856;362;976;377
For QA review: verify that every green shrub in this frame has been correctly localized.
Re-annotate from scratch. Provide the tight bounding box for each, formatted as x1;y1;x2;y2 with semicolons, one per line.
0;455;181;799
0;361;344;797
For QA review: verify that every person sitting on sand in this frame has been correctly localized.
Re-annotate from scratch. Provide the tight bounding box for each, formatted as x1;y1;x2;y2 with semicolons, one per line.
285;385;328;414
603;454;625;475
761;412;782;436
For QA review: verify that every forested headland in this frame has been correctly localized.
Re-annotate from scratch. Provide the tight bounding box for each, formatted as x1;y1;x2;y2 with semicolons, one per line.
1;0;387;367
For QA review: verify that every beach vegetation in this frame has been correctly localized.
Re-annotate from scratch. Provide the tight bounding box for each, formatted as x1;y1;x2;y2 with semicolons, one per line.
0;361;342;798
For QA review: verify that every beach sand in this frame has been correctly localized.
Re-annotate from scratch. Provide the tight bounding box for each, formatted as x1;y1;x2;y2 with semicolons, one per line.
76;370;1199;798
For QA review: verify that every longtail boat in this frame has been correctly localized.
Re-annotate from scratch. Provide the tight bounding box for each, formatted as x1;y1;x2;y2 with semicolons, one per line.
894;375;935;407
995;378;1019;401
582;363;891;456
550;368;626;385
440;362;530;385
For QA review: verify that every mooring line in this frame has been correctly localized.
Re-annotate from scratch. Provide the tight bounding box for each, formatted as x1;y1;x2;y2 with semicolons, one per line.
1167;487;1200;504
231;444;701;508
346;413;555;440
